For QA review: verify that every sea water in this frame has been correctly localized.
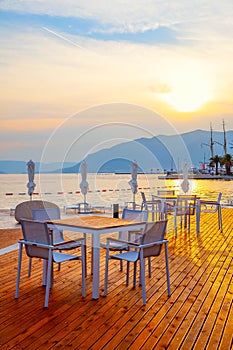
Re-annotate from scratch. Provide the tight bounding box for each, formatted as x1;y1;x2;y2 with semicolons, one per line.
0;173;232;228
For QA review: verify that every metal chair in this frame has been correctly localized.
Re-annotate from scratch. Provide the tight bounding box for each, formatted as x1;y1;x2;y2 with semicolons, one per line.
169;195;197;236
104;220;170;305
14;200;59;223
140;192;163;220
200;192;222;231
101;208;148;272
15;219;86;307
32;207;87;275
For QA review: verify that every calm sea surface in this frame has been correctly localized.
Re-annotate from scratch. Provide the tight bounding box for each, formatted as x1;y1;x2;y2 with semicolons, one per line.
0;173;232;228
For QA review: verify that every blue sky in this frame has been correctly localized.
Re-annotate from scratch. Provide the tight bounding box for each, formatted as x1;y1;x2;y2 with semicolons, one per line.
0;1;233;163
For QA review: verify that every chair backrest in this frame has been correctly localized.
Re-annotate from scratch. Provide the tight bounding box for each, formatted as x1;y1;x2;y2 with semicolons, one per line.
122;208;148;222
20;219;51;259
15;200;59;222
32;207;60;221
142;220;168;258
176;195;197;216
157;190;175;196
140;192;146;203
140;192;148;210
120;208;148;240
32;207;63;244
217;192;222;203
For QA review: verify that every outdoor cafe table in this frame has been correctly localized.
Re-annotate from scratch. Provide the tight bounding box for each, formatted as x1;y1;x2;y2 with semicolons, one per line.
47;215;146;299
152;194;201;235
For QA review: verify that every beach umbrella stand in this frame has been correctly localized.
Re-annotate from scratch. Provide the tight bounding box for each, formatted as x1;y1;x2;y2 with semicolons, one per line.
128;160;138;209
181;162;189;194
27;160;36;200
79;161;89;212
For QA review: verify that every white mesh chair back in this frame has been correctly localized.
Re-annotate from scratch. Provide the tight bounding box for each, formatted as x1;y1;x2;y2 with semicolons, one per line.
175;195;197;216
142;220;168;258
20;219;51;259
33;207;60;221
122;208;148;221
32;207;63;244
120;208;148;240
140;192;147;208
217;192;222;203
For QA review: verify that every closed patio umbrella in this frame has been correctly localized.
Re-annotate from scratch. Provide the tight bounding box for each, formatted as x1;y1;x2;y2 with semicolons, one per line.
181;162;189;193
129;160;138;208
27;159;36;200
79;160;89;203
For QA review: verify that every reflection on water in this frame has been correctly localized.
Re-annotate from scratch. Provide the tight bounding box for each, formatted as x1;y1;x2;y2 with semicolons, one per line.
0;173;232;210
0;173;232;228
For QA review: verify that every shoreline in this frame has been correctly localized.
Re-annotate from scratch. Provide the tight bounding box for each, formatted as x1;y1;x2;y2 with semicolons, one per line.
158;174;233;180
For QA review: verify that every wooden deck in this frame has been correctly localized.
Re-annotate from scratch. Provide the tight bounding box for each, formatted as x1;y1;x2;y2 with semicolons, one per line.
0;209;233;349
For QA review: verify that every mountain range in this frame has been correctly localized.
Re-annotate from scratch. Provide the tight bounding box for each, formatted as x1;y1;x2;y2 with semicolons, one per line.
62;129;233;174
0;129;232;174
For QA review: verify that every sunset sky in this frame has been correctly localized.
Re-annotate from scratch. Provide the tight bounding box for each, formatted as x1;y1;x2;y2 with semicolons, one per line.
0;1;233;163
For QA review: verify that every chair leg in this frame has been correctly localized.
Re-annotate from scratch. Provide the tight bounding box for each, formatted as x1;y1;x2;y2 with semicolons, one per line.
81;244;86;297
126;261;130;286
57;252;61;271
165;242;171;296
84;233;87;277
15;243;23;299
42;259;47;286
148;257;152;278
44;250;52;308
184;214;187;228
133;261;137;288
104;249;109;296
91;246;93;275
174;215;178;237
28;257;32;277
218;206;223;231
140;251;146;305
120;260;123;271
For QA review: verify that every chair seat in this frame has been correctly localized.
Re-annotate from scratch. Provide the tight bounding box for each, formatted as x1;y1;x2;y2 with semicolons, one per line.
15;219;86;307
100;241;129;251
113;250;139;262
104;220;170;305
53;251;82;263
54;240;84;250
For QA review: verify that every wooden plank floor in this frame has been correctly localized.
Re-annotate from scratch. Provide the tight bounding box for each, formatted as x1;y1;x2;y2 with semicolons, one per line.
0;209;232;349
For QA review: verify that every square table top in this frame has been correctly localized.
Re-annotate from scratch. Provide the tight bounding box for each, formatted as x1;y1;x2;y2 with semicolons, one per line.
47;215;145;231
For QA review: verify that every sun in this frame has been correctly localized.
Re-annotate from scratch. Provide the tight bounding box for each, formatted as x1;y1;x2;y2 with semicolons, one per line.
162;65;212;112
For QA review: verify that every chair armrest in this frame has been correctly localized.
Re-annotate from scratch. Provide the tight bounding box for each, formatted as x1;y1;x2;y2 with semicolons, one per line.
138;239;168;248
53;238;85;247
106;237;140;247
19;239;54;249
200;200;219;205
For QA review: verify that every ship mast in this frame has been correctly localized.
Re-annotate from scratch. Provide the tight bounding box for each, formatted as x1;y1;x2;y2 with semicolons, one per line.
223;119;227;155
210;123;214;158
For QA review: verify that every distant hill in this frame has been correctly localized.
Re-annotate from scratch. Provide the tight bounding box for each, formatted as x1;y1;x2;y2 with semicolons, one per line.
62;129;233;174
1;129;232;174
0;160;76;174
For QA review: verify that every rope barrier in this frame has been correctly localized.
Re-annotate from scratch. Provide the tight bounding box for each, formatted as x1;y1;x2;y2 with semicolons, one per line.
3;185;179;197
